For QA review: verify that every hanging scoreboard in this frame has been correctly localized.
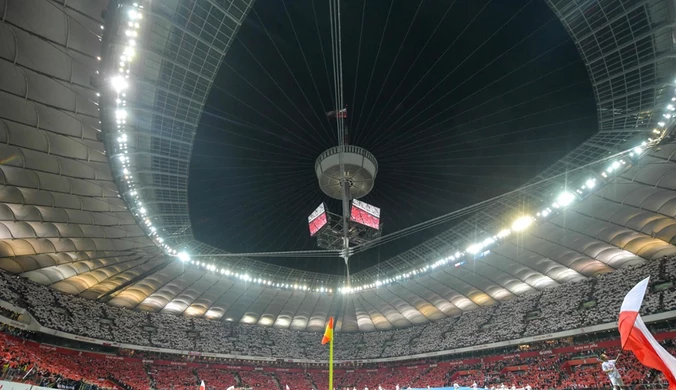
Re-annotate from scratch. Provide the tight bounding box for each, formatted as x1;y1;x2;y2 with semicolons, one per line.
308;203;328;236
350;199;381;230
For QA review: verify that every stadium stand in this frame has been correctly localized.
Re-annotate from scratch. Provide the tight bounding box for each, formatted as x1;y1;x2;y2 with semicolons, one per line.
237;371;278;390
0;331;146;390
147;366;198;390
195;368;238;390
0;257;675;389
275;372;315;390
1;257;675;361
2;327;676;390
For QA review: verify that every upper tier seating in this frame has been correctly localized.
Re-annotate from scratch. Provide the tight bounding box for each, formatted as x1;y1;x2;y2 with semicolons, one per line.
0;256;675;360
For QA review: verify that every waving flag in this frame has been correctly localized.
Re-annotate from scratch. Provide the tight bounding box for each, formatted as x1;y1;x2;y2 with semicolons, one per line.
619;277;676;389
323;317;335;390
322;317;334;344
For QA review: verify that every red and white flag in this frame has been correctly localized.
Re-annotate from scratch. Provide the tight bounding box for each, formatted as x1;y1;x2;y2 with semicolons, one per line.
326;108;347;119
199;380;205;390
619;277;676;389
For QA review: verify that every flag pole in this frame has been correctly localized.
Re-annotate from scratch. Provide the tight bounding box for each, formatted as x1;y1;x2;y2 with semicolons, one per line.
322;317;335;390
329;334;334;390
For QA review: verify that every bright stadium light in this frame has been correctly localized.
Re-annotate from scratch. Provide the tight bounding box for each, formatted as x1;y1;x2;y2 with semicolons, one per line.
497;229;511;239
111;76;128;92
511;216;533;232
556;191;576;207
585;179;596;189
466;243;480;254
177;252;190;262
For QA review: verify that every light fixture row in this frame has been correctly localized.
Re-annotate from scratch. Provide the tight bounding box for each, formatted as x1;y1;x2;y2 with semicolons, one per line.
336;99;676;294
338;138;662;294
104;3;179;257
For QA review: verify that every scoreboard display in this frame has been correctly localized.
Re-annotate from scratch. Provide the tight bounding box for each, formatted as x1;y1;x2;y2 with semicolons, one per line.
308;203;328;236
350;199;381;230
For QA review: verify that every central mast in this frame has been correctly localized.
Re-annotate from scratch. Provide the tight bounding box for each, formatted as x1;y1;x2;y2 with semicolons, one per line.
329;0;350;285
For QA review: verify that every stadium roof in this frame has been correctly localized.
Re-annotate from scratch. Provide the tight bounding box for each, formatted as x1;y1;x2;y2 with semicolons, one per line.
0;0;675;331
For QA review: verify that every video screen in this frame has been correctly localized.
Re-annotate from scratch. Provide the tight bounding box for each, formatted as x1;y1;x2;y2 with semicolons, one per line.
350;199;380;230
308;204;328;236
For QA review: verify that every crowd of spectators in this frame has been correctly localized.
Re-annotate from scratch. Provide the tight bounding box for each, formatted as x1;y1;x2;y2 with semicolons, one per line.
2;324;674;390
0;257;674;361
148;366;199;390
0;331;145;390
238;371;278;389
443;341;676;389
275;372;315;390
196;368;238;390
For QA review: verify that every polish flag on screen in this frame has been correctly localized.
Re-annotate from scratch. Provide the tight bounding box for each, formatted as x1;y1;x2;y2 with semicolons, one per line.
619;277;676;389
199;380;205;390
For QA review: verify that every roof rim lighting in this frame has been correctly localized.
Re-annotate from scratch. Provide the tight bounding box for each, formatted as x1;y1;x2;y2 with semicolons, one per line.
98;0;674;295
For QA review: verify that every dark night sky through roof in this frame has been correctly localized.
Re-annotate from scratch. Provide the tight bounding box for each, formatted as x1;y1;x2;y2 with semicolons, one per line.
188;0;597;275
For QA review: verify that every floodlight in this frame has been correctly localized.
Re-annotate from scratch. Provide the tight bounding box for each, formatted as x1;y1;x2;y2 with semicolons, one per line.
497;229;511;238
177;252;190;262
511;216;533;232
466;243;480;254
585;179;596;189
556;191;576;207
110;76;128;92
